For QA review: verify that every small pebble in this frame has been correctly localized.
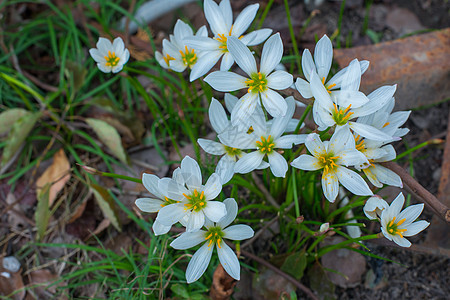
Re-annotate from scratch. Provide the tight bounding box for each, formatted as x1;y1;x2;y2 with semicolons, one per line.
2;256;20;273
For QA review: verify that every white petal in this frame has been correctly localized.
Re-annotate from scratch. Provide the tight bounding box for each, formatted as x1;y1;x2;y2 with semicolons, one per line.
261;89;287;118
142;173;163;198
352;85;397;118
223;224;254;240
230;92;259;127
204;71;248;91
186;212;206;232
267;70;293;90
349;122;393;142
96;37;112;54
196;25;208;37
152;220;171;236
190;50;223;81
203;201;227;222
89;48;106;63
174;19;194;40
209;98;229;134
198;139;226;155
301;49;315;81
170;231;206;249
242;28;272;46
336;166;373;196
231;4;259;37
260;33;283;75
309;71;334;112
181;156;202;190
217;241;240;280
402;220;429;237
97;63;111;73
234;151;264;174
184;36;220;51
276;134;307;149
397;203;424;225
217;198;238;228
391;235;411;247
204;173;223;200
363;167;382;188
224;93;238;112
269;97;295;138
159;178;186;201
333;90;369;109
340;59;361;91
219;0;233;29
268;151;288;178
220;52;235;71
227;36;257;76
186;243;213;283
204;0;228;36
305;133;326;158
291;155;321;171
156;203;186;226
314;35;333;80
295;78;313;99
336;149;367;167
327;125;354;154
385;193;405;222
370;164;402;187
135;198;164;213
364;196;389;220
216;155;236;184
322;171;339;202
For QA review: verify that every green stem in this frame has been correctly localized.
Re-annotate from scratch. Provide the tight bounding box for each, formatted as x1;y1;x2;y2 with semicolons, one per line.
317;233;380;258
294;103;312;134
79;165;142;184
283;0;301;73
395;139;443;161
291;168;300;218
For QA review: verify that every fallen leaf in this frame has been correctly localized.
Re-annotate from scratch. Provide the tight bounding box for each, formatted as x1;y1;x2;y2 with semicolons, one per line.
86;118;128;164
6;192;27;228
36;149;71;206
87;218;111;239
252;268;295;299
1;111;41;167
35;184;51;241
210;264;236;300
27;269;67;299
307;262;336;300
90;184;121;231
280;251;307;280
0;108;29;135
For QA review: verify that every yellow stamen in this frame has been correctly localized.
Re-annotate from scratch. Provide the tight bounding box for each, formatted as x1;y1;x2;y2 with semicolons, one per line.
396;218;406;226
205;233;213;240
383;122;390;128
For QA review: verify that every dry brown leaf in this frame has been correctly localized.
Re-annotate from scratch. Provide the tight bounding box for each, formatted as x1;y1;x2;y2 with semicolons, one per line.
210;264;236;300
36;149;71;206
86;218;111;240
27;269;67;299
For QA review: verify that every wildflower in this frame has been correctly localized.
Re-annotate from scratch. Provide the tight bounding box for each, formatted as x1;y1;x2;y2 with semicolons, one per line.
205;34;293;126
170;198;254;283
185;0;272;81
363;195;389;220
380;193;429;247
155;20;207;72
89;37;130;73
156;156;226;232
295;35;369;99
225;97;306;178
291;128;372;202
310;59;397;141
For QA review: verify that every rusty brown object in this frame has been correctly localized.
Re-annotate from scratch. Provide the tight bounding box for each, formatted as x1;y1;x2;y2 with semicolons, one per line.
426;110;450;248
334;28;450;110
210;264;236;300
382;161;450;224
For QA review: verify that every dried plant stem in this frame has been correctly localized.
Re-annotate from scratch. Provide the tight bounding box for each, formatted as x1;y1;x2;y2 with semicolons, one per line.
239;248;319;300
382;161;450;223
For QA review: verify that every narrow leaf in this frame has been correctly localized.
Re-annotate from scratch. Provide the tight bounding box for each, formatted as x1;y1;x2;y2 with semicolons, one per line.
85;118;128;164
35;184;51;241
280;251;307;280
0;108;29;135
90;184;121;231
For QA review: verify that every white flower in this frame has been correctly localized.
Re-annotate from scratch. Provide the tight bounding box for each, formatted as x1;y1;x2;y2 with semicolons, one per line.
89;37;130;73
156;156;226;232
310;59;397;142
155;20;207;72
185;0;272;81
295;34;369;99
291;128;373;202
353;135;402;188
205;33;293;125
363;195;389;220
223;97;306;178
380;193;429;247
170;198;254;283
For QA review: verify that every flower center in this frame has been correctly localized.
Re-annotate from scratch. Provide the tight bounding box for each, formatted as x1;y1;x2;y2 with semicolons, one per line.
245;72;268;94
179;46;197;68
224;146;241;156
322;77;336;94
332;103;354;126
163;53;175;66
386;216;407;238
104;51;120;67
183;189;206;212
318;154;339;176
215;33;229;52
160;196;180;207
204;226;225;248
256;135;275;154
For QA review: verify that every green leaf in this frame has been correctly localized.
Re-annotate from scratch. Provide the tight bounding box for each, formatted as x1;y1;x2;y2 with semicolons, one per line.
1;111;42;166
85;118;128;164
280;251;307;280
90;184;121;231
65;61;87;93
0;108;30;135
35;184;51;241
170;283;189;298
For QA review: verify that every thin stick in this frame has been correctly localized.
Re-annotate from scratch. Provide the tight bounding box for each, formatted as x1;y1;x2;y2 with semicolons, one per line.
239;248;319;300
382;161;450;223
251;172;280;209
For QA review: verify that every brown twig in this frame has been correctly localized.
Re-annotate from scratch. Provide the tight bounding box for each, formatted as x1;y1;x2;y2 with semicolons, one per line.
382;161;450;223
251;172;280;209
238;248;319;300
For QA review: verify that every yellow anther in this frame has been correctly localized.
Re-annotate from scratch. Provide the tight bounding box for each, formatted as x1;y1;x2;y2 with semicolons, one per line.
205;233;213;240
397;218;406;226
183;193;191;200
383;122;390;128
200;191;204;200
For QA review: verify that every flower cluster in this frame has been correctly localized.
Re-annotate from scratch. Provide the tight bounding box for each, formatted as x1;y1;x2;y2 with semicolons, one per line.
88;0;431;285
